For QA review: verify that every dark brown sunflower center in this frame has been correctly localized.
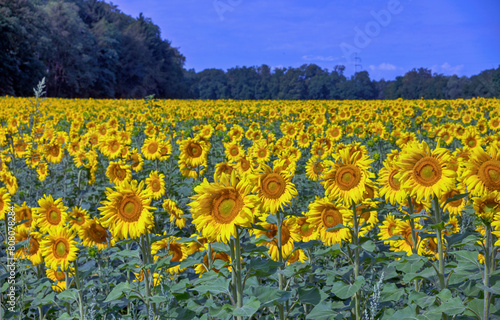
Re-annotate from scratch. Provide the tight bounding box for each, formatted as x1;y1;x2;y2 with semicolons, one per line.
74;212;85;225
336;165;362;191
29;238;39;255
118;195;143;222
261;173;286;199
53;239;69;259
151;179;161;192
230;146;239;156
147;142;158;154
239;159;250;171
115;167;126;180
478;160;500;191
169;243;183;262
313;163;323;175
322;208;342;229
212;191;242;224
187;142;202;158
446;191;463;207
414;157;442;187
49;145;60;157
110;141;120;152
89;223;108;243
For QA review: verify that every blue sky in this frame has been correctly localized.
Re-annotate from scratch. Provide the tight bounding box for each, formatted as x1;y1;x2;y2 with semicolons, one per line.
113;0;499;80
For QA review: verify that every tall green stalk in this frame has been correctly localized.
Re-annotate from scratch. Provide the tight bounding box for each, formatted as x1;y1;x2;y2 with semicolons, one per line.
352;203;361;320
432;196;447;320
407;197;420;293
483;225;492;320
74;261;84;320
277;211;285;320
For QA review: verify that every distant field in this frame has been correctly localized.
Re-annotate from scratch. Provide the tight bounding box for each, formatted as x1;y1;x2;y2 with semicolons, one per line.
1;97;499;319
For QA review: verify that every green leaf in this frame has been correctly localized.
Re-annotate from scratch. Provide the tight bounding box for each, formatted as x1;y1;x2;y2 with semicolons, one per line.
233;297;260;317
380;283;404;302
361;240;376;252
298;287;323;305
433;296;465;315
453;250;481;269
104;282;131;303
194;276;230;295
443;192;469;207
326;224;346;232
57;288;79;301
252;287;291;307
331;276;365;299
306;301;337;320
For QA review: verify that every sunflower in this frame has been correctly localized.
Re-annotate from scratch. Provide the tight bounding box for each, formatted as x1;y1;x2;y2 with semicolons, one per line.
163;199;187;229
158;141;172;161
151;236;189;274
472;192;500;226
79;218;112;250
325;125;343;142
296;132;311;149
305;197;351;246
41;226;79;271
145;171;166;200
396;141;456;202
15;202;33;228
141;137;162;160
228;125;244;142
34;195;68;233
99;180;156;240
100;136;123;160
296;215;317;242
0;187;11;220
194;245;232;276
189;171;255;243
305;156;330;181
251;141;271;164
253;217;301;261
462;145;500;196
234;156;254;177
377;214;401;246
440;187;467;216
341;202;379;237
127;148;144;172
418;235;445;260
67;207;90;232
488;117;500;131
44;141;64;164
46;268;74;292
14;227;43;266
36;162;49;181
0;171;18;194
179;138;209;167
322;147;374;206
443;215;460;236
393;219;422;255
377;160;407;205
252;161;297;215
461;128;482;150
224;141;244;162
105;160;132;185
286;248;308;265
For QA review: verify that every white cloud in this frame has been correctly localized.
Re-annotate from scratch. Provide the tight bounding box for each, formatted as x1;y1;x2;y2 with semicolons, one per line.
432;62;464;75
302;55;339;62
368;62;397;71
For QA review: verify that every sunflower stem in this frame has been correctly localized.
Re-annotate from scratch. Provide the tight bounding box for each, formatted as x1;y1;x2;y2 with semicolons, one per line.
277;211;285;320
483;224;492;320
352;203;361;320
235;228;244;315
64;271;71;315
73;261;85;320
407;197;420;295
229;239;238;307
432;196;446;291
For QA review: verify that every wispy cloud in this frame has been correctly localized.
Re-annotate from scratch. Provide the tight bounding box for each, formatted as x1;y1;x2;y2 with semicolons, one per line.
431;62;464;75
302;55;339;62
369;62;397;71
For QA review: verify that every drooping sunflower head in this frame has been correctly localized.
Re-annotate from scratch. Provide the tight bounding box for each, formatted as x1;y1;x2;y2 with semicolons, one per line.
151;236;189;274
0;187;11;220
472;192;500;225
162;198;187;229
98;180;155;240
14;227;43;266
68;206;90;231
253;217;300;261
80;218;112;250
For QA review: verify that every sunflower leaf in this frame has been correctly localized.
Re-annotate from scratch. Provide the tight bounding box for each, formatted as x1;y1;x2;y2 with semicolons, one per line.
326;224;345;232
103;282;131;303
442;192;469;207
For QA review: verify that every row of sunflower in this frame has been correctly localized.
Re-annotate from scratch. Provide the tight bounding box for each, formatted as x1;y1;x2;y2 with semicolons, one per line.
0;97;499;319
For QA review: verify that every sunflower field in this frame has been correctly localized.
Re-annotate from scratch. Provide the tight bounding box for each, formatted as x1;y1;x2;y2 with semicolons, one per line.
1;91;500;320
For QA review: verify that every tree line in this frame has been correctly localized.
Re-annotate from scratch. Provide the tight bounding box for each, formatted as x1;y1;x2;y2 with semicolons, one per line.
1;0;499;100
